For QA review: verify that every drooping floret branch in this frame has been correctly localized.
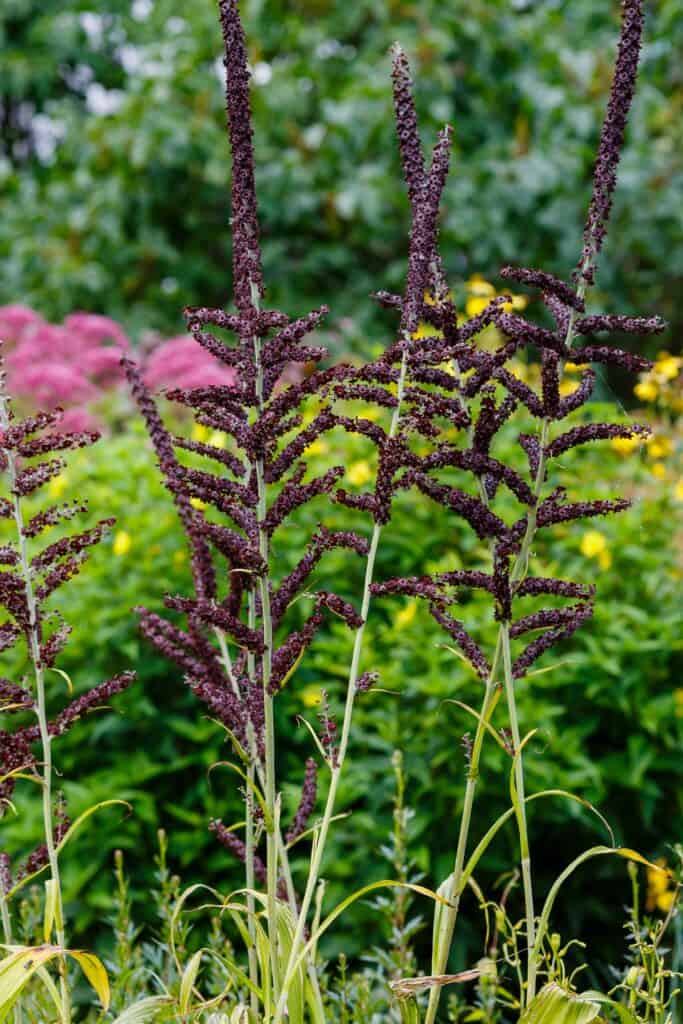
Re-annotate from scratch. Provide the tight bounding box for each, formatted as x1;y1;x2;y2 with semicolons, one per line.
0;359;135;1020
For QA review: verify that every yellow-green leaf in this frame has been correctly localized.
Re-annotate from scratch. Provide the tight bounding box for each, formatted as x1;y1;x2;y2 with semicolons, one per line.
519;983;602;1024
179;949;203;1014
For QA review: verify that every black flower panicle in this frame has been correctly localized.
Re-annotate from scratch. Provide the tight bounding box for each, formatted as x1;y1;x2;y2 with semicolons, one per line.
366;0;660;685
577;0;645;284
127;0;373;899
0;385;135;882
218;0;263;314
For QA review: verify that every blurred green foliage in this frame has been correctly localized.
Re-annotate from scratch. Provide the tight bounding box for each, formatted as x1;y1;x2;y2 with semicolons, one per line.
1;400;681;975
1;0;682;354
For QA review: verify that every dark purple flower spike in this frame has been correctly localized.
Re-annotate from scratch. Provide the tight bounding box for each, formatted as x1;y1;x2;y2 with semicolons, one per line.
0;371;135;888
127;0;368;889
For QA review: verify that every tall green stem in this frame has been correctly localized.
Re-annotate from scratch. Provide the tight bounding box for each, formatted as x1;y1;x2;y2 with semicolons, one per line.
0;390;70;1022
0;887;11;946
501;622;535;1007
428;286;590;1017
274;350;410;1022
424;635;502;1024
251;327;281;1001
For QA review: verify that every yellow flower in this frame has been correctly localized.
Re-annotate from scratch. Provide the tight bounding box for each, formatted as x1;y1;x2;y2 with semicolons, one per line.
395;600;418;629
190;496;207;510
654;354;681;380
647;436;673;459
209;430;227;448
645;859;676;913
412;322;443;340
559;379;579;398
113;531;132;557
301;683;323;708
634;379;658;402
650;462;666;480
674;479;683;502
465;295;491;318
500;293;528;312
347;460;373;487
191;422;211;443
611;435;642;455
48;473;68;499
564;361;582;375
580;530;611;571
466;275;496;298
306;438;329;457
423;289;453;306
674;688;683;718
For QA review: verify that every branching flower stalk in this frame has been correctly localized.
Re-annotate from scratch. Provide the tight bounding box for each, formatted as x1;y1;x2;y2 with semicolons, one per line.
0;381;71;1021
274;49;454;1019
364;2;656;1020
0;358;135;1023
128;1;662;1020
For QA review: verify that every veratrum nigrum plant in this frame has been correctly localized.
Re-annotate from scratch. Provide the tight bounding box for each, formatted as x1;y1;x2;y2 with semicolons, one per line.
127;1;678;1022
0;357;135;1022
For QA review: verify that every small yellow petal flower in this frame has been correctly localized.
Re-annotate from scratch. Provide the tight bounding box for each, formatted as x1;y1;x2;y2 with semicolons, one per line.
634;379;658;402
191;422;211;443
423;289;454;306
501;293;529;312
306;438;329;457
465;296;491;318
113;531;132;557
412;322;443;340
598;549;612;571
674;479;683;502
302;684;323;708
559;379;579;397
645;858;676;913
653;355;681;380
209;430;227;448
611;435;642;455
466;275;496;298
580;530;607;560
674;688;683;717
650;462;666;480
657;889;676;912
190;496;207;510
395;600;418;629
647;436;673;459
48;473;68;499
564;361;582;375
347;460;373;487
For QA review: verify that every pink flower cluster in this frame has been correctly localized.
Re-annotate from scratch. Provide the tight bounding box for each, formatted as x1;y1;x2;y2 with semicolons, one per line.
0;305;236;431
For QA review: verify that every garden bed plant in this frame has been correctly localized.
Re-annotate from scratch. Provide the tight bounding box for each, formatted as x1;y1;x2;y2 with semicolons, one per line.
0;0;681;1022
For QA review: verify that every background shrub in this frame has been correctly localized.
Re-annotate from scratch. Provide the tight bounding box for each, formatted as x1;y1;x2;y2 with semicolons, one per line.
1;0;681;358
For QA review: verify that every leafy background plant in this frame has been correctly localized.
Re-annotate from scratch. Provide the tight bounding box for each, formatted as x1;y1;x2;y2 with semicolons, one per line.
1;0;681;353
